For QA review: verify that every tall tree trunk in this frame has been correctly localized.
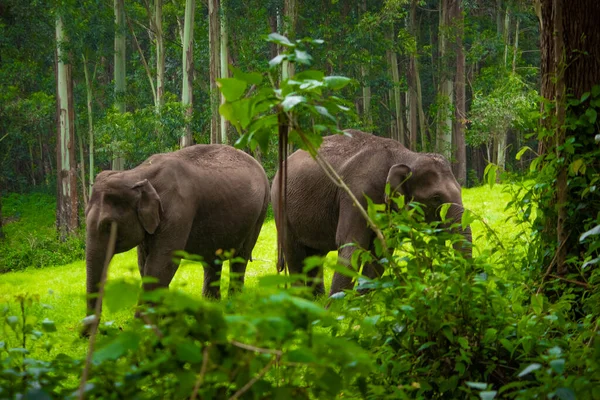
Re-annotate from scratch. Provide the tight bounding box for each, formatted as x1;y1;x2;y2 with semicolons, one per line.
113;0;126;170
359;0;372;128
538;0;600;274
496;5;510;171
436;0;453;159
415;56;427;151
209;0;221;144
453;0;466;185
407;0;418;150
388;26;404;145
512;18;520;73
282;0;298;154
220;2;229;144
155;0;164;111
82;54;95;196
55;15;79;240
78;131;88;208
180;0;195;148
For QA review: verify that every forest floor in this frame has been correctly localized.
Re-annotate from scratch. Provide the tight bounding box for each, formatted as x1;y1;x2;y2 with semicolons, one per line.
0;183;522;360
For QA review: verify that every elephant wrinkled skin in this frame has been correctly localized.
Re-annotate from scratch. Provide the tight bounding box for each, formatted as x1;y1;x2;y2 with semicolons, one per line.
85;144;270;317
271;129;472;296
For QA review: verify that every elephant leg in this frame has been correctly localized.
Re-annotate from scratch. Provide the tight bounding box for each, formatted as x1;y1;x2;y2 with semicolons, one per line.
141;251;181;292
284;235;326;296
330;201;375;296
228;258;247;296
203;258;222;299
137;243;148;277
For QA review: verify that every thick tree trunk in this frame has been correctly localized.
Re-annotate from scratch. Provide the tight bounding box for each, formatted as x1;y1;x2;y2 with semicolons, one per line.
180;0;195;148
209;0;221;144
453;0;466;185
415;57;427;151
113;0;126;170
55;15;79;240
538;0;600;274
436;0;454;159
388;26;404;145
407;0;418;150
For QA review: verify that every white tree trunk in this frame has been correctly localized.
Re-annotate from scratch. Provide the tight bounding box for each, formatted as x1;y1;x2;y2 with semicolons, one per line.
180;0;195;148
113;0;126;170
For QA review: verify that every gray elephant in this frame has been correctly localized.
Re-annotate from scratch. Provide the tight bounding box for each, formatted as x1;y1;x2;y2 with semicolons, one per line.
271;129;472;296
85;144;270;317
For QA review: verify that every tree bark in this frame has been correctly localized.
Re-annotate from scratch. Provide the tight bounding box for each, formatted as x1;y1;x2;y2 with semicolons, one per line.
538;0;600;274
388;25;404;145
453;0;466;185
220;1;230;144
113;0;126;170
436;0;453;159
180;0;195;148
82;54;95;195
55;15;79;240
407;0;418;150
209;0;221;144
155;0;165;111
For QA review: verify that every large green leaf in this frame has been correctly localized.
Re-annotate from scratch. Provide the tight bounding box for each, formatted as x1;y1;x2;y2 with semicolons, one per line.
104;279;140;313
267;32;295;47
93;331;140;363
231;66;262;85
281;95;306;111
217;78;247;102
324;76;352;90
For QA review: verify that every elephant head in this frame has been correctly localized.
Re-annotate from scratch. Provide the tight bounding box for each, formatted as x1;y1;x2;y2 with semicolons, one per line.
85;171;163;313
385;154;472;255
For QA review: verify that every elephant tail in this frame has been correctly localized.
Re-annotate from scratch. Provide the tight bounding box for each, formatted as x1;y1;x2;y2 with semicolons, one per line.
277;252;286;274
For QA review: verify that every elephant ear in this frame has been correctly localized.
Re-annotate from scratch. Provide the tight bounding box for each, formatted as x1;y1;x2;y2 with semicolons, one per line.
385;164;412;204
132;179;163;234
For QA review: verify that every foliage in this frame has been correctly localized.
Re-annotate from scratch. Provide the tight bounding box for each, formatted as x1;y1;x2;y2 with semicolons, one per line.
0;192;85;273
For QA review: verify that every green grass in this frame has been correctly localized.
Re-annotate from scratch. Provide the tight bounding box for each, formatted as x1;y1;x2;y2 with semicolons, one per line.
0;184;524;359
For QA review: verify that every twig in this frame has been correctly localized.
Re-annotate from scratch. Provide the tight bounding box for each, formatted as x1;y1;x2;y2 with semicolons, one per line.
230;340;283;356
548;274;589;288
126;16;157;105
228;354;279;400
78;221;118;400
536;232;571;294
189;346;211;400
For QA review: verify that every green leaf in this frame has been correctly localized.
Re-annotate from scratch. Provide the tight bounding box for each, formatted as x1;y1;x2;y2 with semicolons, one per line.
324;76;352;90
531;294;544;315
580;224;600;242
286;348;317;363
6;315;19;328
230;66;262;85
314;105;336;122
294;70;325;81
515;146;531;161
480;391;497;400
466;382;488;390
592;85;600;97
258;274;304;287
439;203;451;220
483;328;497;344
569;158;585;175
294;49;312;65
281;95;305;111
554;388;575;400
457;337;469;349
176;341;203;363
267;33;295;47
417;341;436;352
93;331;140;363
269;54;286;68
217;78;247;102
41;318;56;333
484;163;497;188
586;107;597;124
104;279;140;313
517;363;541;378
461;208;475;231
549;358;565;374
288;296;326;317
580;91;591;102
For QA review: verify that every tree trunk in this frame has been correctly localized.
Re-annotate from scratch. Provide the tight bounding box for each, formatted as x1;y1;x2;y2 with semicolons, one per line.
512;18;520;73
209;0;221;144
436;0;453;159
113;0;126;170
78;130;88;209
388;25;404;145
180;0;195;148
82;54;95;196
155;0;165;111
55;15;79;240
0;194;4;240
407;0;418;150
453;0;467;185
415;56;427;151
220;2;230;144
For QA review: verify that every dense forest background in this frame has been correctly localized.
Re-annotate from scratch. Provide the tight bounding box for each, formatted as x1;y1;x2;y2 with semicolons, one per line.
0;0;540;194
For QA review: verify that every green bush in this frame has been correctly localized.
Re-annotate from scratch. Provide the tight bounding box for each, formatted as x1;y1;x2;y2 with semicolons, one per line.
0;191;85;272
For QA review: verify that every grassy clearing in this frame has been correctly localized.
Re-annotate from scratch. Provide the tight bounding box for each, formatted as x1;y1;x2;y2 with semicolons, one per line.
0;183;523;359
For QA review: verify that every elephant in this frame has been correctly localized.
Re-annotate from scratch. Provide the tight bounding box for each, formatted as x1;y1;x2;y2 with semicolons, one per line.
271;129;472;297
85;144;270;317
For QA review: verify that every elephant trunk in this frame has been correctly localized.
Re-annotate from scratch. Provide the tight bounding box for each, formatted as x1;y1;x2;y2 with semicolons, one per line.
446;204;472;257
85;221;118;316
